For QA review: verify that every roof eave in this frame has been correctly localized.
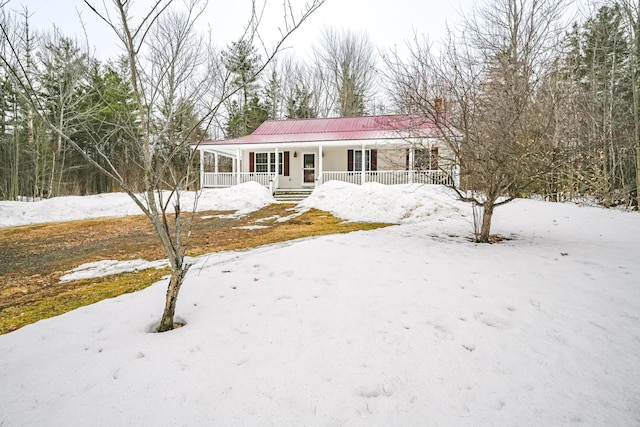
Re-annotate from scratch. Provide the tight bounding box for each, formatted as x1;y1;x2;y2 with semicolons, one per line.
194;136;443;152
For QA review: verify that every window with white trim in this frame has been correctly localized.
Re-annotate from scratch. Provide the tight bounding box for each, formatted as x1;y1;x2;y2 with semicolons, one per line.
354;149;371;171
414;147;439;170
414;148;430;170
255;152;283;174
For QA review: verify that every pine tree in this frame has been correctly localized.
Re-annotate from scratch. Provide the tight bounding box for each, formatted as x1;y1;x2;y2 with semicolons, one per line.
563;4;635;206
222;40;267;137
264;70;282;120
286;85;317;119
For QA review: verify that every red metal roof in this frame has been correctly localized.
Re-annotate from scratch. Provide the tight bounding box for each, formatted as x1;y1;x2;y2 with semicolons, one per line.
200;115;441;146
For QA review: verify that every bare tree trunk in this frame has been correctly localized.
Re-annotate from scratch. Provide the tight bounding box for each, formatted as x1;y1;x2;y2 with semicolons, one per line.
10;103;19;199
479;201;494;243
157;267;188;331
636;129;640;207
57;143;66;195
155;225;187;331
626;1;640;208
49;107;65;197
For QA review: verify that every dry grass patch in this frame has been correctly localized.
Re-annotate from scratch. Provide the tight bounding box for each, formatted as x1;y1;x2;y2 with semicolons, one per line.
1;268;169;334
193;207;388;254
0;204;390;334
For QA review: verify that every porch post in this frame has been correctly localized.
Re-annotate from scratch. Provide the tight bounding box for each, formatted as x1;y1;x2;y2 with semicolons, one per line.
318;144;323;186
199;148;204;189
232;152;236;175
274;146;279;191
214;152;219;187
408;147;415;184
236;148;241;185
361;143;366;185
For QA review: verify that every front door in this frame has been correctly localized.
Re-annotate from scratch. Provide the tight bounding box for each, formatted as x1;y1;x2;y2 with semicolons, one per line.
303;153;315;184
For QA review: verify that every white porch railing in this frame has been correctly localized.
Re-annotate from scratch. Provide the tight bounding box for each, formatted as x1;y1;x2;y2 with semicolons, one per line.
202;170;456;189
269;174;279;195
322;171;361;185
202;172;276;188
322;170;456;186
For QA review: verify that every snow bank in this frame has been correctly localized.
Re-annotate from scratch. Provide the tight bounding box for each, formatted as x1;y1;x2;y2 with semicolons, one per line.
0;182;273;228
300;180;469;224
195;181;274;214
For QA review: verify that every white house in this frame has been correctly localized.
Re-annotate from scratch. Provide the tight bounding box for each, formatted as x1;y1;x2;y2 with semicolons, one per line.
193;114;459;194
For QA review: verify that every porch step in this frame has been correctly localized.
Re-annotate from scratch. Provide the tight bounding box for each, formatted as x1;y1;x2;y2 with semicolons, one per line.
273;188;314;203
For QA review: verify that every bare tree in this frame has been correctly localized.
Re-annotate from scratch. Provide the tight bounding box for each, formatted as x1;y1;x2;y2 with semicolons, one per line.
0;6;50;200
0;4;21;199
384;0;569;242
620;0;640;208
1;0;324;331
313;27;377;117
38;28;91;197
266;53;319;118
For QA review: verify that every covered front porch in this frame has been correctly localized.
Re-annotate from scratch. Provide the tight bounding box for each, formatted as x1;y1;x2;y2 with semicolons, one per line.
196;143;459;193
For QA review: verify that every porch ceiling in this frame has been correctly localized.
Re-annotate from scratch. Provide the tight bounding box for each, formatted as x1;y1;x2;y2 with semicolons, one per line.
195;145;239;156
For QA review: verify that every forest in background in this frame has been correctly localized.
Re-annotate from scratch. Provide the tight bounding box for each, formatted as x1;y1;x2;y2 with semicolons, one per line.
0;0;638;210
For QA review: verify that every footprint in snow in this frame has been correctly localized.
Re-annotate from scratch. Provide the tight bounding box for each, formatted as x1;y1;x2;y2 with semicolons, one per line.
474;312;511;329
426;322;455;341
357;382;396;398
462;343;475;352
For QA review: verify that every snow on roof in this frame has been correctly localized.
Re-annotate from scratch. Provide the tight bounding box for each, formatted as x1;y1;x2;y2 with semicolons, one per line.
199;115;442;146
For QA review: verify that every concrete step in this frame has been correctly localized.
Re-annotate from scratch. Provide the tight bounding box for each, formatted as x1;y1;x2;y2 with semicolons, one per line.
273;189;314;203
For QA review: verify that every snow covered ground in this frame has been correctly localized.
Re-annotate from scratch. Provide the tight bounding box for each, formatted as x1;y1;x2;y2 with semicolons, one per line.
0;182;274;228
1;182;639;426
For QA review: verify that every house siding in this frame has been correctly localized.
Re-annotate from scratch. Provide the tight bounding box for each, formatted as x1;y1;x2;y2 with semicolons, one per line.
227;144;455;189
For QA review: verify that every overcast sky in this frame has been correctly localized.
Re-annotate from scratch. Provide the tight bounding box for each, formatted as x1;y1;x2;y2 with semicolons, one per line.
14;0;476;60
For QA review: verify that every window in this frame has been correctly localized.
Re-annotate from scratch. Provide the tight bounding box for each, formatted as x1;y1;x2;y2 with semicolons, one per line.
348;149;377;171
413;146;439;170
414;149;430;170
354;149;371;171
430;146;439;170
270;152;283;175
255;153;269;173
254;152;283;174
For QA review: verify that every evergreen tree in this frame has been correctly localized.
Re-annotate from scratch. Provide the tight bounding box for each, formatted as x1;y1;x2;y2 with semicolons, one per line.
222;40;267;137
73;59;140;194
225;96;267;137
286;84;317;119
264;70;282;120
562;4;635;206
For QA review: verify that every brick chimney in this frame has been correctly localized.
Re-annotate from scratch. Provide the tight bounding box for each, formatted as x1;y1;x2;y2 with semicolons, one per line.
434;97;443;114
434;97;443;123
